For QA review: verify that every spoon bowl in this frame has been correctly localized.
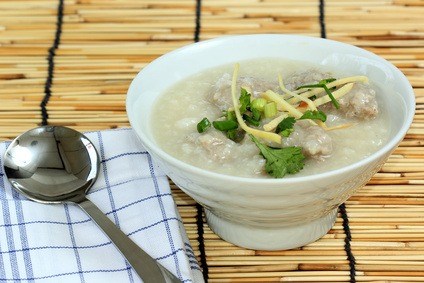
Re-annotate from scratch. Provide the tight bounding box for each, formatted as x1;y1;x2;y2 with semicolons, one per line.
3;126;181;283
3;126;98;203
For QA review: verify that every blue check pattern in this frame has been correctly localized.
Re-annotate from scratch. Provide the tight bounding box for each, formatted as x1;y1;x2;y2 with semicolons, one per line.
0;128;203;283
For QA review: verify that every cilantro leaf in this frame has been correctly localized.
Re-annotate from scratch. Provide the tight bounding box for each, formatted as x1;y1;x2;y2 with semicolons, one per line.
276;116;296;137
226;111;238;141
299;110;327;122
249;134;305;178
239;88;251;114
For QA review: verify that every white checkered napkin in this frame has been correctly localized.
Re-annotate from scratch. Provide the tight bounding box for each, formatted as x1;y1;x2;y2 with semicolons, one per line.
0;128;204;283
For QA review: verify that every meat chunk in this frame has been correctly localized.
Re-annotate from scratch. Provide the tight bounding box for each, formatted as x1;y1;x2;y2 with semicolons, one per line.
284;69;333;91
186;129;236;161
185;129;266;175
300;126;333;157
321;82;378;119
212;73;278;111
282;122;332;159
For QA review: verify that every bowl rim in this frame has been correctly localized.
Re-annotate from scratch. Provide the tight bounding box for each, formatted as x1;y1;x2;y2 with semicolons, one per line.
126;34;416;185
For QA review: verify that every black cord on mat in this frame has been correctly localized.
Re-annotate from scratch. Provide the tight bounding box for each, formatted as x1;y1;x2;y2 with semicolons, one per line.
339;203;356;283
193;1;209;281
194;0;202;43
319;2;356;282
319;0;326;39
41;0;64;126
195;203;208;282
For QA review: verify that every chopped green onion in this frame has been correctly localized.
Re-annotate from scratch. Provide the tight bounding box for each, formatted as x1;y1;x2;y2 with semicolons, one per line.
322;85;340;109
281;128;294;137
263;102;277;118
319;78;336;85
243;114;260;127
227;110;237;121
197;117;211;133
251;98;267;112
319;78;337;91
226;111;238;140
227;130;236;141
213;120;238;131
251;108;261;121
297;83;340;109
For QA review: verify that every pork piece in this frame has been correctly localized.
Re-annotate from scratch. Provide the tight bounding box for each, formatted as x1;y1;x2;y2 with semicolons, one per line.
282;121;333;159
320;82;378;119
212;73;278;111
186;129;265;174
186;129;236;162
284;69;333;91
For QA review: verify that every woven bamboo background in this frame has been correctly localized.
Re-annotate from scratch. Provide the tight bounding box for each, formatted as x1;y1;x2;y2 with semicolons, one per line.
1;0;424;282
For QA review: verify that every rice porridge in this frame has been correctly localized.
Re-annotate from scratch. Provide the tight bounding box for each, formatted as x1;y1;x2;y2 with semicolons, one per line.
150;58;390;178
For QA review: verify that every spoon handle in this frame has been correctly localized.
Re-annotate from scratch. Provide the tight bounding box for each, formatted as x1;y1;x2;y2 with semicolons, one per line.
77;197;182;283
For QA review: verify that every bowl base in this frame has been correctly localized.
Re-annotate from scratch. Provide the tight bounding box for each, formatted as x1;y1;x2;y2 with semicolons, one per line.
204;208;338;251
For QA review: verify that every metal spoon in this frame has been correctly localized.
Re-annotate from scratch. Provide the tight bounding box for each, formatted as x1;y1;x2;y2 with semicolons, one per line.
2;125;182;283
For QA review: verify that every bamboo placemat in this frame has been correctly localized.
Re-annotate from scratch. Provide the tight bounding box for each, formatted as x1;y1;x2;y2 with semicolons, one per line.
1;1;424;282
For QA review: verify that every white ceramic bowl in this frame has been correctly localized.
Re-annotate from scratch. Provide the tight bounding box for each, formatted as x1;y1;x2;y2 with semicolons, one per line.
126;34;415;250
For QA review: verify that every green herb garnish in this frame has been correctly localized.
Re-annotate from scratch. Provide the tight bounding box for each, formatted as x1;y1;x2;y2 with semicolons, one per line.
250;134;305;178
263;101;277;118
299;110;327;122
239;88;251;114
213;120;238;131
319;78;337;90
197;117;211;133
297;79;340;109
226;111;238;140
251;108;261;121
276;116;296;137
251;98;267;112
243;114;260;127
274;111;326;137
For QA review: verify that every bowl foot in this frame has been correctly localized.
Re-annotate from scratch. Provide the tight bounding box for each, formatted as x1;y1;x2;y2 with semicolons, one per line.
204;208;338;250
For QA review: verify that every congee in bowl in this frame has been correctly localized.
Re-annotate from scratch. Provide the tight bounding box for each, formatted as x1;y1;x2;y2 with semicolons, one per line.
151;58;391;178
126;34;415;250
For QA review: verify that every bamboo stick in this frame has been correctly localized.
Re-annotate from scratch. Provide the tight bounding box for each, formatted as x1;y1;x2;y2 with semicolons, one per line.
355;275;424;282
301;263;424;272
209;264;300;273
206;254;424;265
208;270;353;279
